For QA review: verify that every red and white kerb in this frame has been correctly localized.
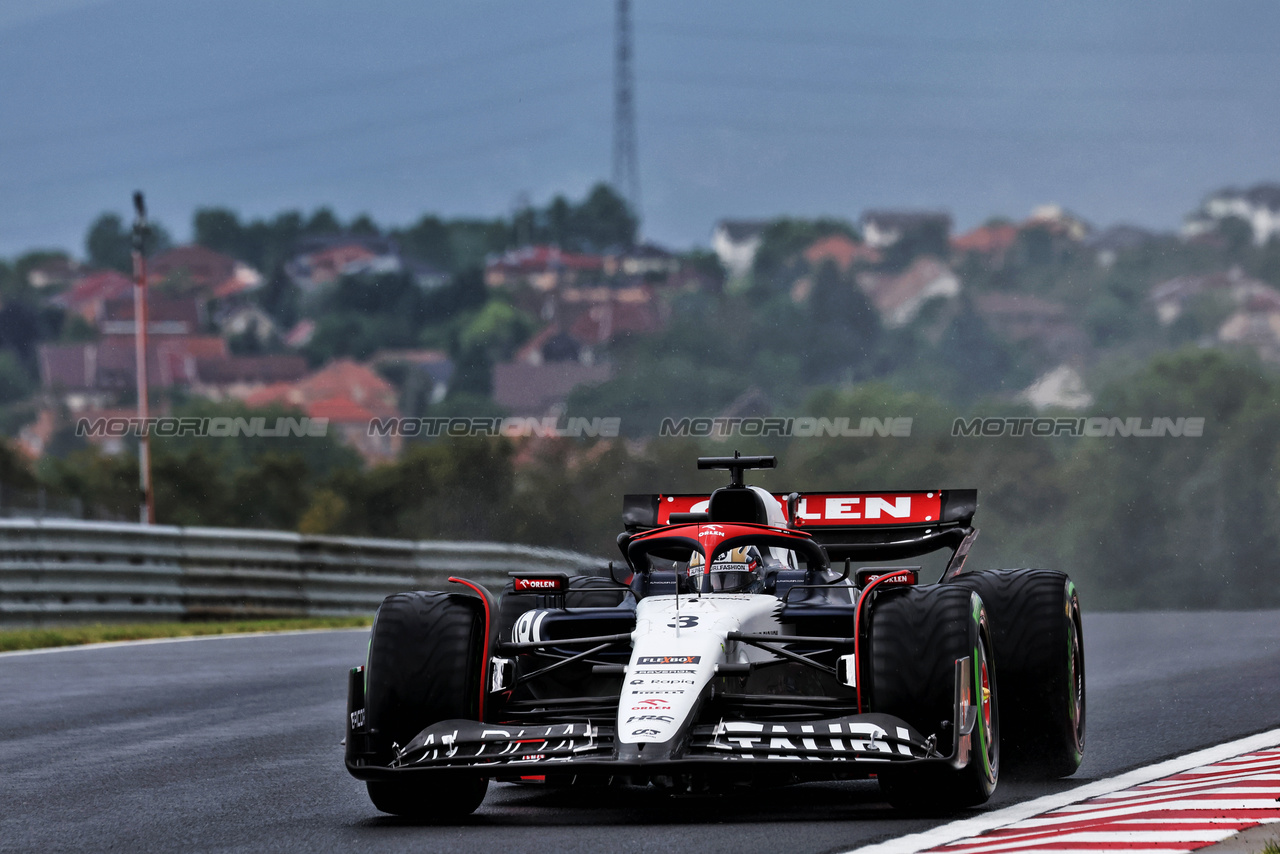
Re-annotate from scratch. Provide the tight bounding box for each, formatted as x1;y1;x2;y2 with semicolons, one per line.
925;748;1280;853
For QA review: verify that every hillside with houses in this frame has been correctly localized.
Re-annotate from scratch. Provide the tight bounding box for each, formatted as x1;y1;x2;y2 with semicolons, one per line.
5;182;1280;455
3;181;1280;607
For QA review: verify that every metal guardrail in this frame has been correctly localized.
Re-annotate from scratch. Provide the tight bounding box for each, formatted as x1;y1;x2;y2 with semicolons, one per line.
0;518;607;627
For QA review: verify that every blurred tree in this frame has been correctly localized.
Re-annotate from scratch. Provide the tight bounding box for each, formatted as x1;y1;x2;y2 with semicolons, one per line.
1064;349;1280;608
1085;292;1138;347
304;208;342;235
37;447;138;519
327;439;515;540
447;346;494;399
0;301;43;367
422;266;487;322
457;300;536;363
349;214;380;236
1215;215;1254;255
396;214;453;270
805;260;881;380
0;437;37;490
680;249;727;291
193;207;307;272
85;212;171;272
257;264;300;329
0;352;35;404
85;213;132;272
750;217;858;294
192;208;245;258
151;444;232;526
303;271;431;362
882;219;951;271
569;183;637;250
931;295;1026;398
448;219;511;270
297;488;348;534
228;452;312;529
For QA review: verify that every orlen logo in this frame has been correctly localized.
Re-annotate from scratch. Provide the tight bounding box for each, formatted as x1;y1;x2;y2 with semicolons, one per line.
513;577;563;592
862;573;915;586
631;699;670;710
793;492;942;526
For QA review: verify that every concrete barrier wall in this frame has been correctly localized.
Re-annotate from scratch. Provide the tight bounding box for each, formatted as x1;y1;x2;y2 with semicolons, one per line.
0;518;606;627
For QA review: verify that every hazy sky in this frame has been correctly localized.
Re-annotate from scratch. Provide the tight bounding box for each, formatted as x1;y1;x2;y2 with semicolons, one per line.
2;1;1278;258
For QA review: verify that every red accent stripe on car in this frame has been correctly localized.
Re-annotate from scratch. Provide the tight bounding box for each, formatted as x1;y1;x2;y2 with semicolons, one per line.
448;576;492;723
852;569;916;712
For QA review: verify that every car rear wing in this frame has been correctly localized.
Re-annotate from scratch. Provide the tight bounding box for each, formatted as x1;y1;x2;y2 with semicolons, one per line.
622;489;978;569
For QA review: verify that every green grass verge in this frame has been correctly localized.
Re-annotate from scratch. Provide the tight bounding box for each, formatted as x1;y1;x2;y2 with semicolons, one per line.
0;617;373;653
1259;840;1280;854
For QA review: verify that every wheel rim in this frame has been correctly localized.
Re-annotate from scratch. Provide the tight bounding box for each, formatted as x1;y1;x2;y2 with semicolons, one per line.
1067;595;1085;751
980;656;992;732
977;634;998;776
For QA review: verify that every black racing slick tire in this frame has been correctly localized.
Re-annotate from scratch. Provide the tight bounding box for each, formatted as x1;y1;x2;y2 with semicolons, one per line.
947;569;1085;778
363;591;489;820
871;585;999;812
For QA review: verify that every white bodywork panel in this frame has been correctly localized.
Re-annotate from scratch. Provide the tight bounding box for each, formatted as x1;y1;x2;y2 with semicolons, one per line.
618;593;783;745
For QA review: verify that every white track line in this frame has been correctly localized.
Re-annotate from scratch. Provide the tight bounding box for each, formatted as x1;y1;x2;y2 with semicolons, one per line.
0;626;368;659
845;726;1280;854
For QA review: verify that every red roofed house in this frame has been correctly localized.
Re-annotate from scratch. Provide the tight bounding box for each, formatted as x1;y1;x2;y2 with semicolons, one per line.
283;236;405;292
305;395;398;461
98;295;204;335
559;286;665;346
951;223;1019;260
245;359;398;415
189;355;309;401
244;359;401;461
149;245;263;299
53;270;134;323
803;234;882;271
38;335;230;411
485;246;605;291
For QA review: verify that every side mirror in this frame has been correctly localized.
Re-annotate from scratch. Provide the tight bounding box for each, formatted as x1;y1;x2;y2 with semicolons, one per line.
608;560;632;586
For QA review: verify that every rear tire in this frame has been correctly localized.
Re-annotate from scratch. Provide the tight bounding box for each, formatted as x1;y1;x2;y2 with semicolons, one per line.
364;591;488;819
871;585;999;812
948;569;1085;778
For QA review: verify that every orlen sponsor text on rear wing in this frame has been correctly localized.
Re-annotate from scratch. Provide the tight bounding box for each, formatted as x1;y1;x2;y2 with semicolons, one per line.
623;490;976;530
622;489;978;570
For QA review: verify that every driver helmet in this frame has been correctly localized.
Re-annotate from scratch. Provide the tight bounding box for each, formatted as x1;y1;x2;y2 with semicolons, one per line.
687;546;764;593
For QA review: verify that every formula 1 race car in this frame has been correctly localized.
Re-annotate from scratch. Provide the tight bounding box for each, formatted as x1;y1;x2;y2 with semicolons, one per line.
344;454;1085;819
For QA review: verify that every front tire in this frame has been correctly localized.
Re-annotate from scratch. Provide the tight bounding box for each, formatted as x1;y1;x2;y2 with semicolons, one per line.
948;569;1085;778
871;585;999;812
363;591;488;819
366;778;488;820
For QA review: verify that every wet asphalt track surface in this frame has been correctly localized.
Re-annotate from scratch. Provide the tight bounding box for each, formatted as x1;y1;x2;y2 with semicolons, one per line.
3;611;1280;854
